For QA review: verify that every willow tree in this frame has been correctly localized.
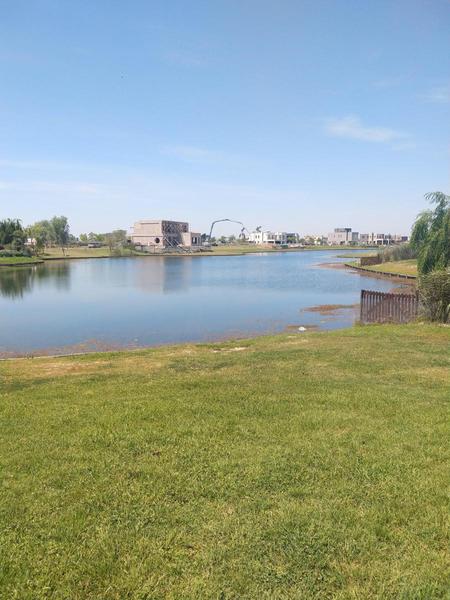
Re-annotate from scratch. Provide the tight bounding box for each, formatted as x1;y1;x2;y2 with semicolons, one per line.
410;192;450;274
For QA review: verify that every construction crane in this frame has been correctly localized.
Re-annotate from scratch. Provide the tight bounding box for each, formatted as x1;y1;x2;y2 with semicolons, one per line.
208;219;250;242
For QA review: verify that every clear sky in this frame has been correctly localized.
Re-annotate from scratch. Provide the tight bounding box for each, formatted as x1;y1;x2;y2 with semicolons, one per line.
0;0;449;237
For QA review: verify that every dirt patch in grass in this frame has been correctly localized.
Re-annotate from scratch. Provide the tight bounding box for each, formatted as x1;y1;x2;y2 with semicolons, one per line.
317;262;348;270
211;346;248;353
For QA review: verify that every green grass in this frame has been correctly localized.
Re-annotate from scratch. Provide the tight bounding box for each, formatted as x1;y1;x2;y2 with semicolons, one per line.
364;259;418;277
347;259;418;278
1;325;449;599
0;256;43;266
34;245;375;260
42;247;119;259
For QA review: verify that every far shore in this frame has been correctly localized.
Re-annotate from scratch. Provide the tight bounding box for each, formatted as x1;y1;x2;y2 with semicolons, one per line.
1;245;376;267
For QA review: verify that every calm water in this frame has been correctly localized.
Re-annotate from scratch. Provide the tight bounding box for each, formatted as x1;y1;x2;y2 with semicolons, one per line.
0;251;396;356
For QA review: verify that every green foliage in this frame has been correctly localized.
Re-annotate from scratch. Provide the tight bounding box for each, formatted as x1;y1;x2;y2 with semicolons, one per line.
88;231;104;242
411;192;450;274
419;269;450;323
50;216;70;252
0;248;32;258
81;230;127;250
26;217;71;254
377;243;416;263
0;218;25;250
26;221;52;254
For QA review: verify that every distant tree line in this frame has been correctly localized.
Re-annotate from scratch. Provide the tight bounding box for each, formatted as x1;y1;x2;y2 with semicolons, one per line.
0;216;70;256
79;230;128;252
0;217;130;257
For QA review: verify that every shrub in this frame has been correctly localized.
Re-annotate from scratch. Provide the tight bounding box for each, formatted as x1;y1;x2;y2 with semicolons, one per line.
0;249;32;258
419;269;450;323
377;244;416;264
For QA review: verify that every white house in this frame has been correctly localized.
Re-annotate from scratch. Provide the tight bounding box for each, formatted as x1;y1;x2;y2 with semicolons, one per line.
249;231;297;245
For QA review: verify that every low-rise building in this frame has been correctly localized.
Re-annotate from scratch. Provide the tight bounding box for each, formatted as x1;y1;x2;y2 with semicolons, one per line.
249;230;298;245
359;233;409;246
327;228;359;246
131;220;202;249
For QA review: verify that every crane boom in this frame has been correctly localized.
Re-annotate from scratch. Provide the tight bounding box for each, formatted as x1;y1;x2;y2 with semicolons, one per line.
208;219;247;241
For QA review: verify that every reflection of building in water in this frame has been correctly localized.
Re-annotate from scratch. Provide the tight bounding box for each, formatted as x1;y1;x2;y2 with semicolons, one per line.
130;220;202;250
135;257;194;294
0;263;71;299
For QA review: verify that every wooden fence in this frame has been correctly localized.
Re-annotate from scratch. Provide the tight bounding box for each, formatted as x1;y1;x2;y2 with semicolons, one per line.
360;290;419;324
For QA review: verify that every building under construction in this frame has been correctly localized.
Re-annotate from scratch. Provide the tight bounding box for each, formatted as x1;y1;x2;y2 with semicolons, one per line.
130;220;202;250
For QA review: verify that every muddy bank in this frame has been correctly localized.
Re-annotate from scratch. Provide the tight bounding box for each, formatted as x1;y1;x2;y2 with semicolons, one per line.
317;262;348;270
303;304;358;316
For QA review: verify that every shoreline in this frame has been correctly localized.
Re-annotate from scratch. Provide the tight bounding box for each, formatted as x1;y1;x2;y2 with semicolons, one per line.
319;261;417;284
0;246;376;267
344;261;417;280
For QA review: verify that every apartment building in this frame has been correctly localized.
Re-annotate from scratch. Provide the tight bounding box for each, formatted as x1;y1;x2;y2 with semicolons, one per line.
327;228;359;245
359;233;409;246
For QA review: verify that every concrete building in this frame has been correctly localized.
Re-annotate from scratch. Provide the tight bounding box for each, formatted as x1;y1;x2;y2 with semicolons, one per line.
359;233;409;246
327;228;359;246
131;220;202;249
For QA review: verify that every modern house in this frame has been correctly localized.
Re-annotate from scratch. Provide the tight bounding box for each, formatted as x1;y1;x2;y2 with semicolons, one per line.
249;231;299;245
359;233;409;246
130;220;202;250
327;228;359;245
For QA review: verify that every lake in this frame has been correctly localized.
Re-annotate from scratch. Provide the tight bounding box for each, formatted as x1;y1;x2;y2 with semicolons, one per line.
0;250;397;356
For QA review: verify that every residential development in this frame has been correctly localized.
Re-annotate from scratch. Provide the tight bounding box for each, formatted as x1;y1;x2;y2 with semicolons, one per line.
327;227;408;246
129;219;408;251
248;230;300;245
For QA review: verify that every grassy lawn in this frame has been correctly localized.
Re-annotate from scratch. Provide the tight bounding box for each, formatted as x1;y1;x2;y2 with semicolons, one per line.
365;259;418;277
346;259;418;278
0;256;43;266
39;245;372;260
41;247;116;259
1;325;449;599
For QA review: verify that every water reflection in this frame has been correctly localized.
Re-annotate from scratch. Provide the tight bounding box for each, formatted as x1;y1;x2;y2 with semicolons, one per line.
0;267;35;299
135;257;195;294
0;262;71;299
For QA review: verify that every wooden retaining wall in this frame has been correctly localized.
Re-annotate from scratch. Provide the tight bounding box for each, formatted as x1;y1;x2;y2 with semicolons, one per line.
346;262;417;280
360;290;419;324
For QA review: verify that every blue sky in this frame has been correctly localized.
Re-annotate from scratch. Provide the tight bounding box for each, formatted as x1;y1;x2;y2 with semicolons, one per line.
0;0;448;236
